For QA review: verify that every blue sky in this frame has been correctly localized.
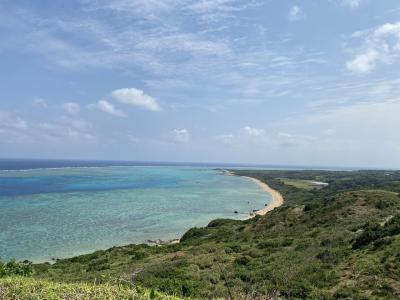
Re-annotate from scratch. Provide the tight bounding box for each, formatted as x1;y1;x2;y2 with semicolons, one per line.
1;0;400;168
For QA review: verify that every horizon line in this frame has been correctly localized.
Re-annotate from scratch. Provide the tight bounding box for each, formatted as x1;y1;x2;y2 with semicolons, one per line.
0;157;397;171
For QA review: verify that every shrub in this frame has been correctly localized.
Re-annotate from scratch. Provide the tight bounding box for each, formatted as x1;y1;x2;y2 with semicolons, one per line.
281;238;294;247
132;250;149;260
353;215;400;249
0;259;32;278
316;250;332;263
352;222;382;249
180;227;209;242
207;219;239;228
257;240;279;249
228;244;242;253
375;199;389;209
234;255;251;266
152;278;200;297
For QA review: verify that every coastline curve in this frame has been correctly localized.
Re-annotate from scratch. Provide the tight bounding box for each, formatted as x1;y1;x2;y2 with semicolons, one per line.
240;176;284;218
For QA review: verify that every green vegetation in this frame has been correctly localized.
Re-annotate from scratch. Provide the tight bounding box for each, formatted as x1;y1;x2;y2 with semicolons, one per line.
0;276;181;299
352;214;400;249
280;178;322;190
0;259;32;278
5;170;400;299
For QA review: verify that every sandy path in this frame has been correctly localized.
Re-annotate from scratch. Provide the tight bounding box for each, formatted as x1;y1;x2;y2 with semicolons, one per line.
241;176;284;218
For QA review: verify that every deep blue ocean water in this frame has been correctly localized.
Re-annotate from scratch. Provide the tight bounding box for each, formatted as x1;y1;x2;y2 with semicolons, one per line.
0;159;272;262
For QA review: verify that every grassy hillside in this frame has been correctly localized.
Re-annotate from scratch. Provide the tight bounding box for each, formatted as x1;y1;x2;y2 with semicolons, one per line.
0;276;181;300
10;170;400;299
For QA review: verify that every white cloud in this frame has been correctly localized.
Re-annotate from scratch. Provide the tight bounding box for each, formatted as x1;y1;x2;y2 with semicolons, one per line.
86;0;262;24
273;100;400;165
341;0;362;9
346;49;379;73
305;101;400;135
37;123;57;131
58;117;92;131
278;132;292;138
62;102;80;114
14;118;27;129
346;22;400;73
171;128;190;143
111;88;161;111
37;115;96;140
66;128;96;141
2;1;333;112
97;100;126;117
84;0;178;15
215;134;234;145
185;0;260;14
35;120;96;143
0;111;28;130
243;126;265;137
0;112;30;144
275;132;307;147
288;5;305;22
32;98;48;108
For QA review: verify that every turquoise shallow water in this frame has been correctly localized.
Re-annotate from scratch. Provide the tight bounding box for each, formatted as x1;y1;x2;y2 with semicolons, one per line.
0;166;271;262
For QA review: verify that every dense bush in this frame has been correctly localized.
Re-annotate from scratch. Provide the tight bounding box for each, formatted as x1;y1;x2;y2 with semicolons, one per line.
207;218;240;228
0;259;32;278
180;227;209;242
353;214;400;249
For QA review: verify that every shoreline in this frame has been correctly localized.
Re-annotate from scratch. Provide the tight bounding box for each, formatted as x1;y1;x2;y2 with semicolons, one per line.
147;175;284;245
26;171;283;263
221;169;284;219
240;176;284;218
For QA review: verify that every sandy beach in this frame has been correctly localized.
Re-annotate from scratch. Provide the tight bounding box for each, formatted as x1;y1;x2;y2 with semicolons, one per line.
241;176;284;218
161;172;284;245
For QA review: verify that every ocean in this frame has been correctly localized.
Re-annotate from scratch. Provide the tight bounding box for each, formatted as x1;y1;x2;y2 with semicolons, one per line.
0;159;271;262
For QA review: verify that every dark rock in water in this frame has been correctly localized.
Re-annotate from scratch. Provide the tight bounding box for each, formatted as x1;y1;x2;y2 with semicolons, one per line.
253;209;258;212
234;210;238;214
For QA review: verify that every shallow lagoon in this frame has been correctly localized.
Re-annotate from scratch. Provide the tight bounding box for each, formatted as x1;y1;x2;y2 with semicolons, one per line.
0;166;270;262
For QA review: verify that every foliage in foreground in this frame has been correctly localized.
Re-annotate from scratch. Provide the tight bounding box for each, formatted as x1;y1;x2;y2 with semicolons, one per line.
0;276;181;300
28;170;400;299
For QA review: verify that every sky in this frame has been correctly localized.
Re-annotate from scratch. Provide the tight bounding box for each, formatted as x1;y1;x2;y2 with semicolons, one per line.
0;0;400;168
